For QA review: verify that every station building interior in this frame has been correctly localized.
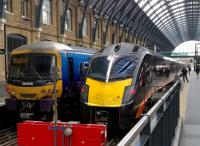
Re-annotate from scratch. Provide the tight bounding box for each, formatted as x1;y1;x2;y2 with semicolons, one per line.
0;0;200;146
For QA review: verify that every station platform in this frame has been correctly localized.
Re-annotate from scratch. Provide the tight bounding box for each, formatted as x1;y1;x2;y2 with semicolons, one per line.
0;81;8;97
179;71;200;146
0;81;8;106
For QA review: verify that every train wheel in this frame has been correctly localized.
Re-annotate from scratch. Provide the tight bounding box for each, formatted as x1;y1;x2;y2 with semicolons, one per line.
80;103;91;123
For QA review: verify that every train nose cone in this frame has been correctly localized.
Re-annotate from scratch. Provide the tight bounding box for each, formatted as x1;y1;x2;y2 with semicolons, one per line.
86;78;132;107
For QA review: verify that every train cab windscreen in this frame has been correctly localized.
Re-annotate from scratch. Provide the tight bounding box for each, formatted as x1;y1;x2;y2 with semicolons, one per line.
88;56;109;81
9;54;56;81
88;55;138;81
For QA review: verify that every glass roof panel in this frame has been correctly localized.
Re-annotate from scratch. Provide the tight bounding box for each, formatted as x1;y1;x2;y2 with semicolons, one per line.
143;4;150;12
138;0;146;7
134;0;200;47
169;1;178;6
147;9;154;16
84;0;200;50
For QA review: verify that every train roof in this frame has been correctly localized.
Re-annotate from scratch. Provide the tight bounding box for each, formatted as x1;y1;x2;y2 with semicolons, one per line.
13;41;95;54
69;45;96;54
96;43;180;63
96;43;149;56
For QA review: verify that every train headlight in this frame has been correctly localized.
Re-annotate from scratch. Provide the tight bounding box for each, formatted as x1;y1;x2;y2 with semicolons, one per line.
11;90;15;95
122;85;136;105
5;85;11;93
41;89;47;94
47;89;53;94
5;86;15;96
80;84;89;102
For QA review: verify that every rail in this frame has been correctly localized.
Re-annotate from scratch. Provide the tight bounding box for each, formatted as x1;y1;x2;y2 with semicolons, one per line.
0;126;17;146
117;81;180;146
0;97;7;107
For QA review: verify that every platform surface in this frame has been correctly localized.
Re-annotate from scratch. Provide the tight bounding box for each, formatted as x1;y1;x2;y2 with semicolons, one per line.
180;71;200;146
0;81;8;98
0;81;8;106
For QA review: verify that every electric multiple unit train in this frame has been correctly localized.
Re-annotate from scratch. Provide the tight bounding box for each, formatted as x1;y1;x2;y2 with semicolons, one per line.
5;41;95;120
80;43;183;130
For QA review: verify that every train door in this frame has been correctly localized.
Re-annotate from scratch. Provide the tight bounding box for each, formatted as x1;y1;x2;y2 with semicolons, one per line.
66;52;91;95
68;53;90;81
65;53;75;97
77;54;91;83
79;61;89;80
68;56;74;83
151;56;160;86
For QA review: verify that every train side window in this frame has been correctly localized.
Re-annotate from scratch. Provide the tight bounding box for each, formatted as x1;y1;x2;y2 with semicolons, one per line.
139;55;152;86
84;62;88;68
80;63;83;78
68;57;74;82
80;62;89;79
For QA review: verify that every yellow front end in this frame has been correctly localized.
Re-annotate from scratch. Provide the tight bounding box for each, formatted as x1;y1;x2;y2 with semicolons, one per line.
7;48;63;100
86;78;132;107
5;48;63;115
6;81;62;100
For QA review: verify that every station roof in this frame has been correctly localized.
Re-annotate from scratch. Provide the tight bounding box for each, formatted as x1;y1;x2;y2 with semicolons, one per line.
135;0;200;50
81;0;200;51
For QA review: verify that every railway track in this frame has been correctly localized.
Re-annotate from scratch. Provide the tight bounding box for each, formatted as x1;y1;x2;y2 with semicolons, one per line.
0;126;17;146
106;137;120;146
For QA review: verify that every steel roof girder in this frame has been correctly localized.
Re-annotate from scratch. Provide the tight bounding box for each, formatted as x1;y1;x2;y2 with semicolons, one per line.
78;0;91;39
103;0;121;44
92;0;106;42
157;12;200;29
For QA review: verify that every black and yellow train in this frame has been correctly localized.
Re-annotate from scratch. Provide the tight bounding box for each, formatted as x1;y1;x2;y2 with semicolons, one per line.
80;43;183;130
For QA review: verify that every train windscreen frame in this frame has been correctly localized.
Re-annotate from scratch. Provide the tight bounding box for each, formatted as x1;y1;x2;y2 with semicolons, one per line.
88;55;138;81
109;56;138;81
88;56;109;81
9;53;56;81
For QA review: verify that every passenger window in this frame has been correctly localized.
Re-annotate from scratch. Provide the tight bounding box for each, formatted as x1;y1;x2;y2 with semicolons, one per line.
80;62;89;79
84;62;88;68
68;57;74;82
80;63;83;78
139;55;152;87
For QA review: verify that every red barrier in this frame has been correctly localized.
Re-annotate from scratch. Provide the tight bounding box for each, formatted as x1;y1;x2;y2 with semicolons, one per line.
18;121;107;146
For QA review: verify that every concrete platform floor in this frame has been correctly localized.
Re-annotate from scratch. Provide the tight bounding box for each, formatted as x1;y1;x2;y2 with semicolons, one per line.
180;71;200;146
0;81;8;105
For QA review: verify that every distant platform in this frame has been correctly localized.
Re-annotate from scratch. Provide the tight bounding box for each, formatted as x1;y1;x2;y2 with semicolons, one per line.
180;71;200;146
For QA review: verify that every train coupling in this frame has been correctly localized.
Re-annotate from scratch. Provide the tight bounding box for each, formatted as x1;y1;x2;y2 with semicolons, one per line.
95;110;109;124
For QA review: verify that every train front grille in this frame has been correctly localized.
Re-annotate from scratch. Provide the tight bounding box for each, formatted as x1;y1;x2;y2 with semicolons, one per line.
20;93;37;99
93;107;120;128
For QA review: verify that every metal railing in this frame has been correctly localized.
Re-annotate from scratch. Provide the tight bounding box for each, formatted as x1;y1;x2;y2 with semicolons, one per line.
117;81;180;146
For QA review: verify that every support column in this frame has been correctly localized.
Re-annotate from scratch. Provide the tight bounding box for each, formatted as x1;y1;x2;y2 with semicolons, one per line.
60;0;70;43
35;0;44;41
0;0;6;80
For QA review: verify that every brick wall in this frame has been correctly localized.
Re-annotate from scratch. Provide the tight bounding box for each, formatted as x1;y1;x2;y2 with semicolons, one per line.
0;0;140;81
